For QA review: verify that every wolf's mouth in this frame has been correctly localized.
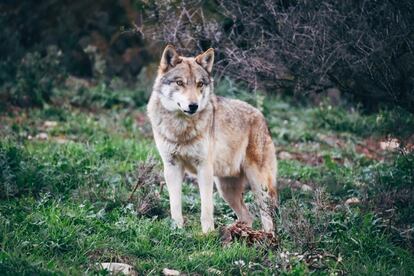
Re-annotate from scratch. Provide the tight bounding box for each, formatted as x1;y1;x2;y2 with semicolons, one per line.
177;103;196;115
184;110;196;115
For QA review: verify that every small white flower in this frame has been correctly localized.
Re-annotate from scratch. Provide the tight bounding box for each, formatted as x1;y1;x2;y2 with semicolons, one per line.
234;260;245;266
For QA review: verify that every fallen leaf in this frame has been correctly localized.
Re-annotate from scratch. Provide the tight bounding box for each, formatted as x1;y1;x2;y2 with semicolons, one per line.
278;151;293;160
345;197;360;205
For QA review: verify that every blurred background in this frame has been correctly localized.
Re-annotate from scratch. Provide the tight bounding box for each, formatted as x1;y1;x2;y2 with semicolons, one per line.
1;0;413;111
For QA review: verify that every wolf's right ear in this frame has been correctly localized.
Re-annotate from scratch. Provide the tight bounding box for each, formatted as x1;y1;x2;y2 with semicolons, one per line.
160;45;181;72
195;48;214;74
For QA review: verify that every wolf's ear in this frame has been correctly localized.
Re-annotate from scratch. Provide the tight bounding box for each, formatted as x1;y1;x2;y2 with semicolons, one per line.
196;48;214;74
160;45;181;72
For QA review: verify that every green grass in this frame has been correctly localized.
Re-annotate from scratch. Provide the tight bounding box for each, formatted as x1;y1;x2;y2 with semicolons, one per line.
0;84;413;274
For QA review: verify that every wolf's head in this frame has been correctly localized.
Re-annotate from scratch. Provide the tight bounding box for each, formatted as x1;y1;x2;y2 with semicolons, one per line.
153;45;214;116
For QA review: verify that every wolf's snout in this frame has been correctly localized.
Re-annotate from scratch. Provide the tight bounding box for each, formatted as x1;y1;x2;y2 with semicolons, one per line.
188;103;199;113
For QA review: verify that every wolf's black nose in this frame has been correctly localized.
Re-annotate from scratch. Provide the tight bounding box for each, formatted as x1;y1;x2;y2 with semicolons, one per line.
188;103;198;112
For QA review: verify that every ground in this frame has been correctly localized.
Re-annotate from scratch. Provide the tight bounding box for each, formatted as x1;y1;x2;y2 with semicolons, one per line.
0;81;414;275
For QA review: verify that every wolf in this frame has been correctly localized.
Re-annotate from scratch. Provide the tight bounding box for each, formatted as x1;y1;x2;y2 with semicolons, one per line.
147;45;278;233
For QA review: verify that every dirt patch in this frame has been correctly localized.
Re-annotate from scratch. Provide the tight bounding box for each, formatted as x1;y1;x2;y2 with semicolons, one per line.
278;178;315;192
278;150;324;166
356;137;414;161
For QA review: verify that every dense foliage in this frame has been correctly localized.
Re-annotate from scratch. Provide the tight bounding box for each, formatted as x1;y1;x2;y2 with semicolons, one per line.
0;0;149;108
147;0;414;112
1;0;413;111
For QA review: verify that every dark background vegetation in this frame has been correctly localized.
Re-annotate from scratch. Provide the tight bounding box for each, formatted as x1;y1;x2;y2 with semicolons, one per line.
1;0;414;275
1;0;414;111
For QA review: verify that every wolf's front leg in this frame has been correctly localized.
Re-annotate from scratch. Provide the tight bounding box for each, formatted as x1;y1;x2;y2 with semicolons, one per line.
197;164;215;233
164;163;184;228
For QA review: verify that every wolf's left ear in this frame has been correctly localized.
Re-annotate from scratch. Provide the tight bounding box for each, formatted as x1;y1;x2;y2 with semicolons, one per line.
196;48;214;74
160;45;181;72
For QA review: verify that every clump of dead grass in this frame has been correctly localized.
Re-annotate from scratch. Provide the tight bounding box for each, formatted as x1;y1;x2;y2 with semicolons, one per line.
279;188;333;251
128;156;165;217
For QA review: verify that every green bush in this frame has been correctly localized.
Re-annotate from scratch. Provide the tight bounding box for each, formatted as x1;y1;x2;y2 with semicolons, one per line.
312;103;414;139
1;46;65;108
68;82;149;110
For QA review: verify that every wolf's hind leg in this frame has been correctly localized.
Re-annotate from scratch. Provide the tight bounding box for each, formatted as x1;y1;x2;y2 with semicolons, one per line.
164;163;184;228
245;166;276;232
216;176;253;227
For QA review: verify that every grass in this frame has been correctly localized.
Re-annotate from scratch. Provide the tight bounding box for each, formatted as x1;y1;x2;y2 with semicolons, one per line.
0;83;413;274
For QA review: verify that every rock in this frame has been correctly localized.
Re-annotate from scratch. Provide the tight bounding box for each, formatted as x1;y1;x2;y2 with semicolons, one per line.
345;197;361;205
35;132;48;140
278;151;293;160
43;121;58;128
162;268;180;275
380;138;400;150
301;184;314;193
99;262;137;275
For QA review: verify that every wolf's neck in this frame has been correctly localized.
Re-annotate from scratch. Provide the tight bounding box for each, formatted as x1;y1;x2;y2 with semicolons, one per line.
149;95;215;144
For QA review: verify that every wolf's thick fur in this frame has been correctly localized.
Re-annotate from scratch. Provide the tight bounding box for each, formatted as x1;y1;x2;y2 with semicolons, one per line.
147;45;277;233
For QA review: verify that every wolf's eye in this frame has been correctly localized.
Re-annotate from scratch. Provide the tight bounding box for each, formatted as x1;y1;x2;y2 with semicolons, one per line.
197;81;204;88
176;80;184;86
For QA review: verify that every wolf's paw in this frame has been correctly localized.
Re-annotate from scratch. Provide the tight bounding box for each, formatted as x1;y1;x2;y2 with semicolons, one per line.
171;217;184;230
201;218;215;233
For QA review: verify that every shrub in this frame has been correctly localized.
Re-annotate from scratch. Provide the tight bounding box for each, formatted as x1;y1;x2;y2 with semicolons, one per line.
0;46;65;108
68;82;149;110
146;0;414;112
312;103;414;140
0;0;150;107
